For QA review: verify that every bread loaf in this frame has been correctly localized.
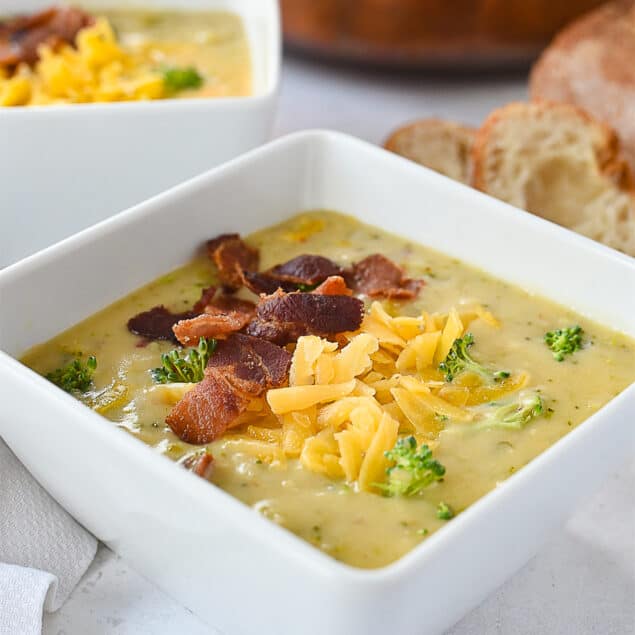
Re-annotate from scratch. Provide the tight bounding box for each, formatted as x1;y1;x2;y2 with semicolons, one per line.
530;0;635;173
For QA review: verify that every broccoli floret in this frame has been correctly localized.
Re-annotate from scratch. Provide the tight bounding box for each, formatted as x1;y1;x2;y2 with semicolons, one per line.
436;501;454;520
151;337;216;384
162;66;204;93
544;325;584;361
475;393;544;430
46;355;97;393
439;333;510;383
375;436;445;497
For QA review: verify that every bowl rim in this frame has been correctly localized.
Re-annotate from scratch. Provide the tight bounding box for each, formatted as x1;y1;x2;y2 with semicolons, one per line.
0;0;281;113
1;129;633;585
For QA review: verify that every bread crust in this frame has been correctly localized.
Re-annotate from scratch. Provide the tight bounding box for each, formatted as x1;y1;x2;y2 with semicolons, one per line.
384;118;475;184
471;100;633;193
384;102;635;255
384;119;475;148
530;0;635;173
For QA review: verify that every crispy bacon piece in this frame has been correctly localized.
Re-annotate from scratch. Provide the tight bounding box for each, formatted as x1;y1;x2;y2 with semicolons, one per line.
240;271;298;296
244;319;304;346
172;312;247;346
181;452;214;479
312;275;352;296
241;255;344;295
209;333;291;389
193;286;256;317
191;285;218;314
166;373;250;444
206;234;259;291
244;290;364;345
0;6;93;69
129;287;255;345
346;254;424;299
257;292;364;333
268;255;343;285
127;306;196;343
166;334;291;444
172;297;255;345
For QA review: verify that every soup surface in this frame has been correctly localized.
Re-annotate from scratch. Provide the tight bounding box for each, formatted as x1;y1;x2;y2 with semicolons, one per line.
0;6;251;106
22;211;635;568
102;9;252;98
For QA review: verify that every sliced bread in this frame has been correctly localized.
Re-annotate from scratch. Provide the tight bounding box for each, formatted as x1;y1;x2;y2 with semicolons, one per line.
384;118;475;184
471;101;635;255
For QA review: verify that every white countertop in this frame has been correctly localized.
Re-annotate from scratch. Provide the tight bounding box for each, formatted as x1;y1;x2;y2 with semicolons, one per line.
43;58;635;635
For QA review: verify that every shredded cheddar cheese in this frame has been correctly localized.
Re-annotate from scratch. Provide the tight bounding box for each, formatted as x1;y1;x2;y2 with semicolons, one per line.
1;18;168;106
223;300;520;492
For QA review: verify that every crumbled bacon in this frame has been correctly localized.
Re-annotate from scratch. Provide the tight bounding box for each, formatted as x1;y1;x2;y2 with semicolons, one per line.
181;452;214;479
257;291;364;333
206;234;259;291
210;333;291;389
312;275;352;296
345;254;424;299
129;287;255;345
173;289;255;345
191;285;218;314
166;334;291;444
244;290;364;345
127;306;196;343
240;255;344;295
244;319;305;346
207;295;256;316
166;373;249;444
172;312;246;346
172;297;255;345
268;255;343;285
241;271;298;296
0;6;93;69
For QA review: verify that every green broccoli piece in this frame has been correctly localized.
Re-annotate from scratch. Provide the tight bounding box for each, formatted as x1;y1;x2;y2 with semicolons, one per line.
436;501;454;520
439;333;510;383
162;66;204;93
475;393;544;430
46;356;97;393
151;337;216;384
375;436;445;497
544;325;584;361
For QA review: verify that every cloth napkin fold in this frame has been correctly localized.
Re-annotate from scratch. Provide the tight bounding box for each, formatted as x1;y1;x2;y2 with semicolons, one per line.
0;439;97;635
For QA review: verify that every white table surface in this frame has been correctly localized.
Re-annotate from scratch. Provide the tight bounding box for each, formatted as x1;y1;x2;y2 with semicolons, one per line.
43;57;635;635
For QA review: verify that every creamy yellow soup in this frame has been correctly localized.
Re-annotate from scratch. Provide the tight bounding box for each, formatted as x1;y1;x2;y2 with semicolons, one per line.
103;9;252;98
0;8;251;106
21;211;635;568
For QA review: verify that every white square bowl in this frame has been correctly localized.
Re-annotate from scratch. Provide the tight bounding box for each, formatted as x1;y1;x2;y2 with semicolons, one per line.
0;131;633;635
0;0;280;266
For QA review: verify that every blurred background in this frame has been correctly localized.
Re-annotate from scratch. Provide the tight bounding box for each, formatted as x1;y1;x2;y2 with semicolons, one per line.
280;0;604;69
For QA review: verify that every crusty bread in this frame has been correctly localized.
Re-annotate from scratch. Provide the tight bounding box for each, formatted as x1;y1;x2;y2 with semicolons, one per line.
530;0;635;174
383;119;475;184
471;101;635;255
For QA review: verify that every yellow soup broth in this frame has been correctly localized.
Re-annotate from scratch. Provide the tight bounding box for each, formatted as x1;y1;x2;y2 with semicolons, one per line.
21;211;635;568
0;8;251;106
103;9;252;98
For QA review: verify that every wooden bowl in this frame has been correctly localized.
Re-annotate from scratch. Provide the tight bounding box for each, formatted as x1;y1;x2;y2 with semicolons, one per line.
281;0;607;70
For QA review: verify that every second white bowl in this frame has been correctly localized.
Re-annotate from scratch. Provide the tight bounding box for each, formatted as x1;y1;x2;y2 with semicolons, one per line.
0;0;280;266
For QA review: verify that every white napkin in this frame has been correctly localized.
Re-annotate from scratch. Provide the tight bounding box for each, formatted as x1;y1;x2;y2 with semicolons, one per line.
0;439;97;635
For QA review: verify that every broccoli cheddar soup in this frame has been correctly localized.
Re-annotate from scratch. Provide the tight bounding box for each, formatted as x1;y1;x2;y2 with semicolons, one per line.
0;5;251;106
21;211;635;568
